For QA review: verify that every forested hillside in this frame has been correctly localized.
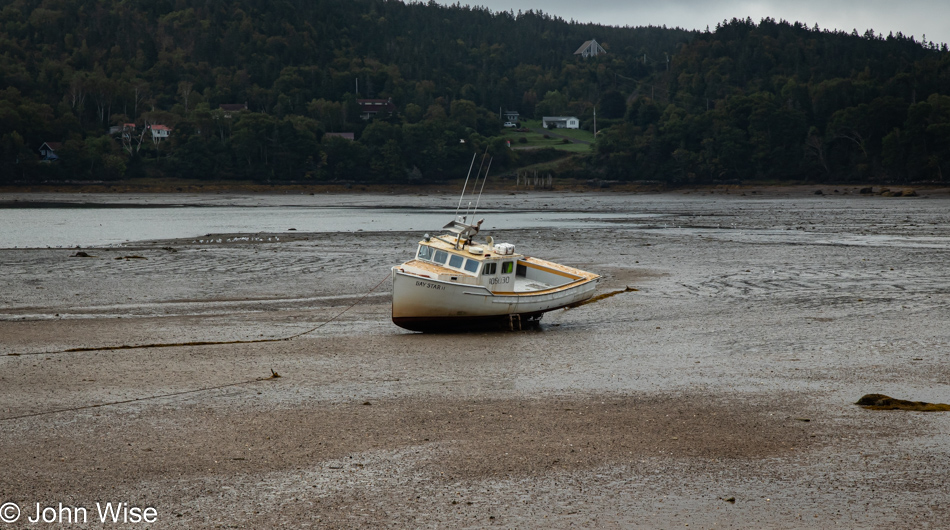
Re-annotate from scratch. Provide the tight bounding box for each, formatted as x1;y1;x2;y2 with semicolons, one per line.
0;0;689;183
596;18;950;184
1;0;948;185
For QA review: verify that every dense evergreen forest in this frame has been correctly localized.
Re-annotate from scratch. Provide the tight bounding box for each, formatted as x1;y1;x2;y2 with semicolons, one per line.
597;18;950;184
0;0;947;185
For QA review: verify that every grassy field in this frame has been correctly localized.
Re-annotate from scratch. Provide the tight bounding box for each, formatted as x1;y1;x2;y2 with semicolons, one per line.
500;119;595;153
513;154;579;173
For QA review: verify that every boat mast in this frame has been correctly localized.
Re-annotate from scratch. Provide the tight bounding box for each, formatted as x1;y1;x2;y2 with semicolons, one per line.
454;153;478;220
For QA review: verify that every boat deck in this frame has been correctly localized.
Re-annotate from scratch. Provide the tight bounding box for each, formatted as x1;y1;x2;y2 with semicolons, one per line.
520;256;599;280
515;277;555;292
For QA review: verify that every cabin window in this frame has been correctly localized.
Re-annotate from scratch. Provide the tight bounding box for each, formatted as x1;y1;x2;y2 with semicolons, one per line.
501;261;514;274
463;259;479;273
482;262;497;275
449;254;464;269
433;250;448;264
417;245;432;261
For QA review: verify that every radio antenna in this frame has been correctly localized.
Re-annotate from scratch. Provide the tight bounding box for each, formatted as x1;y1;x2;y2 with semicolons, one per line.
472;157;492;217
465;150;489;219
454;152;478;219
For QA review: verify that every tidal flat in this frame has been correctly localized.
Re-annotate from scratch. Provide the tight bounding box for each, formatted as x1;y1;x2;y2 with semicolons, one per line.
2;188;949;528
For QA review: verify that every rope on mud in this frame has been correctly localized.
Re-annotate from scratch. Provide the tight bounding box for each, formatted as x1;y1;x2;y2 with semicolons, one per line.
5;273;391;358
0;371;283;422
562;286;638;310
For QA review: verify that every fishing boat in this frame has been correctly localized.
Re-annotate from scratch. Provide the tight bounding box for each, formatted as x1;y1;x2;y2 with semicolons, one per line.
390;155;600;332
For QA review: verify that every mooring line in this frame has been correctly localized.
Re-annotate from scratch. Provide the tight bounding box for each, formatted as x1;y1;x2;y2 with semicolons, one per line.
562;286;638;310
0;371;282;422
5;273;391;358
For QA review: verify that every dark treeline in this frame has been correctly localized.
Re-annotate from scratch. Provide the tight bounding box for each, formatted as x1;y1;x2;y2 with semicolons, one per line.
1;1;947;184
0;0;689;183
596;17;950;184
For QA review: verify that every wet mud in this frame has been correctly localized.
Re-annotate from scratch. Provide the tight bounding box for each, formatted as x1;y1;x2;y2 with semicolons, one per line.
2;188;950;528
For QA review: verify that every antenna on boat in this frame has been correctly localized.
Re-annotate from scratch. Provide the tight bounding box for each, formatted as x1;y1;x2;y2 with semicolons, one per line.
464;151;490;220
454;153;478;220
471;156;492;217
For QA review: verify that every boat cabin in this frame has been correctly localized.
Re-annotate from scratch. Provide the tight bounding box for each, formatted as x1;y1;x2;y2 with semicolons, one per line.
401;235;584;294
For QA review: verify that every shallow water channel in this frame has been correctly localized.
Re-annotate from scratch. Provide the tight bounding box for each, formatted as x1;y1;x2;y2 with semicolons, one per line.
0;202;658;249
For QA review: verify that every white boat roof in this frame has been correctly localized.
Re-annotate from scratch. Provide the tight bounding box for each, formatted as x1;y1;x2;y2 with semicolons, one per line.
415;234;599;282
422;234;519;261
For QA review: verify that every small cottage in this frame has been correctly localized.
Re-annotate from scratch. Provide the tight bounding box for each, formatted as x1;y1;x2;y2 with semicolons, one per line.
542;116;580;129
149;124;171;143
109;123;136;138
358;98;396;120
39;142;62;161
219;103;248;118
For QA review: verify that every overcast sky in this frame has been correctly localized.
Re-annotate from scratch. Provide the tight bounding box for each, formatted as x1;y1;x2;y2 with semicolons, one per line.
433;0;948;46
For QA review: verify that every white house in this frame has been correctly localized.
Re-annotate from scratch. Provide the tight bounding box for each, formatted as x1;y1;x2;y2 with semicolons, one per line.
574;39;606;58
149;124;171;143
542;116;580;129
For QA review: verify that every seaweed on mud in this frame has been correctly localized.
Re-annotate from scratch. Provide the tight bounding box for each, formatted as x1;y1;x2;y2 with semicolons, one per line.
856;394;950;411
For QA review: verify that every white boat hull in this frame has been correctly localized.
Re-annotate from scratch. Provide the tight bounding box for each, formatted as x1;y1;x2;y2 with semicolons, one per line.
391;268;599;331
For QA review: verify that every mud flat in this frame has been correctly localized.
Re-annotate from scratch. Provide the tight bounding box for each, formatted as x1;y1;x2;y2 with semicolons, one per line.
2;190;950;528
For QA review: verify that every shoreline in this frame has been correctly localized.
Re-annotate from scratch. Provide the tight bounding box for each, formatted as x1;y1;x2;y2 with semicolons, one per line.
2;178;950;199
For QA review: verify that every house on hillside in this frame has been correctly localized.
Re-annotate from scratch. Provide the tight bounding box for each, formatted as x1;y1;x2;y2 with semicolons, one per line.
324;132;355;141
358;98;396;120
542;116;580;129
574;39;606;58
149;124;172;143
38;142;62;161
503;110;520;122
219;103;248;118
109;123;136;139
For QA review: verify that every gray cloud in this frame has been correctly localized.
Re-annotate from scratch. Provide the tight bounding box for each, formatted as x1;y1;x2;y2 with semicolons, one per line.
436;0;948;45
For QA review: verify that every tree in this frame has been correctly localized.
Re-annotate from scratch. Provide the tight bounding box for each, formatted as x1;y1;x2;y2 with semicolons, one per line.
231;112;278;173
322;135;370;181
449;99;479;130
178;81;194;113
534;90;568;118
598;90;626;119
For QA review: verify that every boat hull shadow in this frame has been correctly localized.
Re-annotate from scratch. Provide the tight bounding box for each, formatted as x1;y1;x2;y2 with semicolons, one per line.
392;313;544;333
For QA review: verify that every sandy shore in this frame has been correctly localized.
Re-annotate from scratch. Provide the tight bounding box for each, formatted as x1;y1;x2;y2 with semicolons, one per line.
2;190;950;528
